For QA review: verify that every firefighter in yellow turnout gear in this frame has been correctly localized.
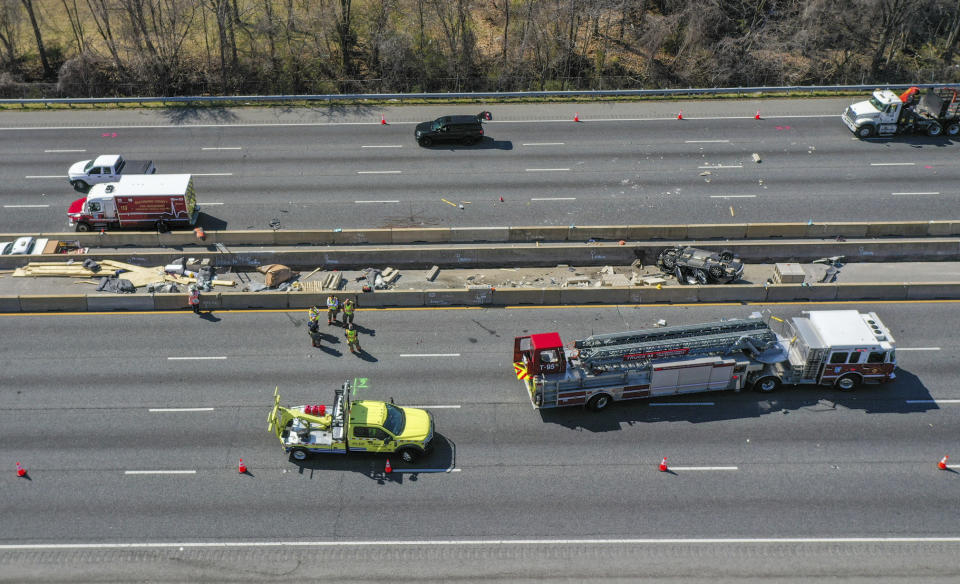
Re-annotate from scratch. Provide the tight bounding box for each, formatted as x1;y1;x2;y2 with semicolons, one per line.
341;298;356;326
326;295;340;325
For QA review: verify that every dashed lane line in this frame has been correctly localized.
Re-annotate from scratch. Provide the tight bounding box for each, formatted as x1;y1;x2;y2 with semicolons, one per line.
201;147;242;150
44;149;86;153
686;140;730;143
668;466;739;471
191;173;233;176
361;145;403;148
124;470;197;475
357;170;402;174
697;164;743;169
167;356;228;360
522;142;565;146
870;162;915;166
24;175;67;179
399;353;461;357
525;168;570;172
355;200;400;204
531;197;576;201
149;408;216;412
709;195;756;199
892;192;939;196
4;204;49;208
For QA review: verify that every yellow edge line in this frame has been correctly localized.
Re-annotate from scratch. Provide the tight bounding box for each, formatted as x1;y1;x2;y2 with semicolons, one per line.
4;298;960;317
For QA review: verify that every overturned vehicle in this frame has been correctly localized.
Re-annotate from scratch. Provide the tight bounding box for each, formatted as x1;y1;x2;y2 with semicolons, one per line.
657;246;744;285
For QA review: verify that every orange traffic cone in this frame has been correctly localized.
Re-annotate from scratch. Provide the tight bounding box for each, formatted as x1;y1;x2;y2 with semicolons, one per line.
194;226;206;241
659;457;668;472
380;114;387;125
938;455;949;470
677;110;683;120
238;458;247;473
385;459;393;474
16;461;26;477
499;196;504;202
573;112;580;122
755;110;761;120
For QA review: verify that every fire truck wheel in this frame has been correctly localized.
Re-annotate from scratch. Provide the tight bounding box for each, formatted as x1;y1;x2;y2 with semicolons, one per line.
290;448;309;461
835;374;861;391
753;376;781;393
587;394;612;411
946;123;960;136
75;222;92;232
398;448;421;463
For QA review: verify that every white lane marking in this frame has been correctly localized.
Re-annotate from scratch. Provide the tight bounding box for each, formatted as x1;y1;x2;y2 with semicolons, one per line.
25;175;67;178
167;356;228;360
897;347;941;351
522;142;565;146
649;402;715;407
149;408;216;412
525;168;569;172
709;195;756;199
870;162;915;166
892;192;939;196
199;202;224;206
191;173;233;176
685;140;729;143
355;200;400;204
391;468;462;473
5;536;959;550
406;405;462;409
44;149;86;152
357;170;402;174
361;145;402;148
4;204;50;208
668;466;738;471
201;147;242;150
906;399;960;404
124;470;197;475
531;197;576;201
400;353;461;357
697;164;743;169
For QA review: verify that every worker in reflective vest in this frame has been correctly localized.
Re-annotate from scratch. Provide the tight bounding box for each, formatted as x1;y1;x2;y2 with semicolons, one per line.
189;288;201;314
326;295;340;325
307;305;322;332
342;298;356;326
345;324;361;353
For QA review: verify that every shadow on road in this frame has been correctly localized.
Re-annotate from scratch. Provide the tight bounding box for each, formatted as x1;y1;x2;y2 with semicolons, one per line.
538;368;936;432
286;433;456;483
422;137;513;151
161;107;240;125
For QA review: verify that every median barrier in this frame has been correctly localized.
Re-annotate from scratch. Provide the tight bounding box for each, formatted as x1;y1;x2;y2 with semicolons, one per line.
572;226;643;241
509;226;570;242
332;229;391;245
745;223;811;239
694;285;768;303
360;290;424;307
424;290;480;306
626;286;700;304
391;228;451;244
18;294;88;312
274;230;336;246
199;292;222;311
763;284;838;302
801;222;870;238
217;230;278;246
492;288;548;305
559;287;632;304
154;293;189;311
627;224;689;240
287;292;326;310
686;224;748;239
905;282;960;300
0;296;21;313
451;227;511;242
865;222;931;238
219;291;289;310
834;283;908;301
86;294;156;311
926;221;960;237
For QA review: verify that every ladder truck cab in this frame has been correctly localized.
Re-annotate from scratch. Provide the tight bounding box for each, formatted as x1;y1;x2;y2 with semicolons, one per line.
513;310;896;411
842;86;960;138
268;381;434;463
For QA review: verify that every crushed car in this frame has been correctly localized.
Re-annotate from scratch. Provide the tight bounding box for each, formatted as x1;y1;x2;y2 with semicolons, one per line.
657;246;744;285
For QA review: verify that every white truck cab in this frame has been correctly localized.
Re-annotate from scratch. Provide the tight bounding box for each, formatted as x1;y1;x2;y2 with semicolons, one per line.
842;90;904;138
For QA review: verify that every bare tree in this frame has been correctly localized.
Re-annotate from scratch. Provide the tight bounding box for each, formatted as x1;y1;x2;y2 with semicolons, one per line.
0;0;22;70
20;0;53;78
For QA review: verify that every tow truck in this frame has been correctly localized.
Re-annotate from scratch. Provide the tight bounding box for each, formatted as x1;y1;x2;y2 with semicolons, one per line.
268;381;434;463
513;310;897;411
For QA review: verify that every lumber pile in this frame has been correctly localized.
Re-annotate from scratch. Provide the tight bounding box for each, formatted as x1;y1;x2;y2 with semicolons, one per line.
13;260;235;288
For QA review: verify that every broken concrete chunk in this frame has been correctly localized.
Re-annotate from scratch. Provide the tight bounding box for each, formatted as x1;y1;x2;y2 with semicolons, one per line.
426;265;440;281
602;274;631;287
600;266;615;275
565;276;591;286
752;152;762;163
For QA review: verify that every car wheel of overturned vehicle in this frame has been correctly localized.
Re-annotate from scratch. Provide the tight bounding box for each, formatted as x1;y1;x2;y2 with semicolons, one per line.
658;248;679;270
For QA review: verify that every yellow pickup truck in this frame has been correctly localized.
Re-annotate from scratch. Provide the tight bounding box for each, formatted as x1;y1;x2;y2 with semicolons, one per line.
269;381;434;463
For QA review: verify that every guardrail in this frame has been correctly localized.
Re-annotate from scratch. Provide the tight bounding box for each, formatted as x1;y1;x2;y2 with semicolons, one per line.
5;221;960;249
0;83;942;107
4;282;960;313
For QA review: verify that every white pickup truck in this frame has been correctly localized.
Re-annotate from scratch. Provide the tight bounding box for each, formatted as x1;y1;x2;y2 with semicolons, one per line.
68;154;156;192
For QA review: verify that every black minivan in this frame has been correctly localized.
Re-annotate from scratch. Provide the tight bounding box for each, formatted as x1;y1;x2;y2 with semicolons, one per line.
415;111;492;146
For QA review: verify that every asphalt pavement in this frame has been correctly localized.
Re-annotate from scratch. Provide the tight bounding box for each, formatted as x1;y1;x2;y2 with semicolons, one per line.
1;302;958;581
1;97;958;233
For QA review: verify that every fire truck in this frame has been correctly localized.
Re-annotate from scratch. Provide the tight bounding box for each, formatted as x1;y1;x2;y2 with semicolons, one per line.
513;310;897;411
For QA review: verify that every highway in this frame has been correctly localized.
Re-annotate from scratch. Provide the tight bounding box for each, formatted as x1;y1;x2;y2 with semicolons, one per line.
1;98;958;233
2;302;959;581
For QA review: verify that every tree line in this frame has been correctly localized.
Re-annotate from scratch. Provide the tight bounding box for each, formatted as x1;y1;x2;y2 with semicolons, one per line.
1;0;959;99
